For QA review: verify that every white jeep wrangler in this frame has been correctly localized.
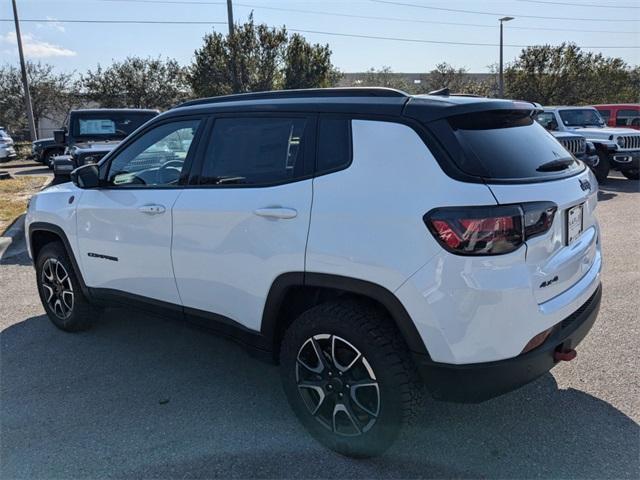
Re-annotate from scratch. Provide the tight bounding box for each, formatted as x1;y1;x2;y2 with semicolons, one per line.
536;106;640;182
26;88;603;457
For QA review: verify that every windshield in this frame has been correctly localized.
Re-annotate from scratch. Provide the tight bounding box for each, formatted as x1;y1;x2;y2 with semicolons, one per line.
559;109;605;128
430;109;584;181
71;112;156;140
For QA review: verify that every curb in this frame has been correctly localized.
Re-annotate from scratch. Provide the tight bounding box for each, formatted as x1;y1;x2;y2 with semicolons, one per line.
0;214;26;262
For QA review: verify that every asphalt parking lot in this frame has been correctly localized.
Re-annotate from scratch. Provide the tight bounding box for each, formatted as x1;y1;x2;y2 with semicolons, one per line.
0;174;638;479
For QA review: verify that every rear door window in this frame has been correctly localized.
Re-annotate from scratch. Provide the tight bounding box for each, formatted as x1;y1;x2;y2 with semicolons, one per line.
200;117;311;186
431;110;584;181
316;117;352;174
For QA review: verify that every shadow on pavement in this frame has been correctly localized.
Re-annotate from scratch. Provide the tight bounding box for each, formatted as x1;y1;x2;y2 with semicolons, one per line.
1;309;638;479
598;176;639;202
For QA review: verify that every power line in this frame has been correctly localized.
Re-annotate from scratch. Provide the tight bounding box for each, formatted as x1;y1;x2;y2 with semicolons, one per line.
1;18;637;49
370;0;640;22
516;0;640;9
84;0;640;34
0;18;226;25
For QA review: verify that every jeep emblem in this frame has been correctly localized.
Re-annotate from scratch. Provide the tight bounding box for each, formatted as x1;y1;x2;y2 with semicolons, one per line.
579;179;591;192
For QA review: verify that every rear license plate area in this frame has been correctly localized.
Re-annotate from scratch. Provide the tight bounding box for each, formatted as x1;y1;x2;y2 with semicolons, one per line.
566;203;584;245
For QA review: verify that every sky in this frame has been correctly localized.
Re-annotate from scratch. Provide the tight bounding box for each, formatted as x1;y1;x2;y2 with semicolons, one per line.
1;0;639;75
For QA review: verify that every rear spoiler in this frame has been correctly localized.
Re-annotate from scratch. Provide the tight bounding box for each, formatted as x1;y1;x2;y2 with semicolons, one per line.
403;97;542;124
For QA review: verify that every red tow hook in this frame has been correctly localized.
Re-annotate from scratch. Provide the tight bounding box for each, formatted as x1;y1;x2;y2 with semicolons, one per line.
554;348;577;362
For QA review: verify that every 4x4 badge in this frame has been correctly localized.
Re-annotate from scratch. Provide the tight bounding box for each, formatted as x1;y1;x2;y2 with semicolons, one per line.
579;179;591;192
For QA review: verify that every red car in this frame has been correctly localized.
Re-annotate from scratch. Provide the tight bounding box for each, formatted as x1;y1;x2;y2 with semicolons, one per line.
593;104;640;130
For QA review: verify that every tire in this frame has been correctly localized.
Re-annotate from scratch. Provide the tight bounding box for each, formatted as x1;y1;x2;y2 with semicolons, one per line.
280;298;424;458
622;169;639;180
35;242;100;332
44;149;62;169
594;152;610;183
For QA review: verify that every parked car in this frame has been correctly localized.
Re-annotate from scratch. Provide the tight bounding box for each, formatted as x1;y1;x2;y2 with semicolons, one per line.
52;108;159;174
536;107;640;181
31;137;65;168
593;104;640;130
26;88;602;457
0;127;17;162
549;131;599;172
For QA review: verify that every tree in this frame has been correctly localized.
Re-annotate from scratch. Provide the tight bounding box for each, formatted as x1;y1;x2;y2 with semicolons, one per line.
0;61;79;138
350;66;412;91
189;15;339;97
425;62;497;96
82;56;189;109
283;34;340;89
504;43;637;104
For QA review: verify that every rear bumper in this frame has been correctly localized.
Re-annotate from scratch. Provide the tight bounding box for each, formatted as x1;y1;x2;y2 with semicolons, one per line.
413;283;601;403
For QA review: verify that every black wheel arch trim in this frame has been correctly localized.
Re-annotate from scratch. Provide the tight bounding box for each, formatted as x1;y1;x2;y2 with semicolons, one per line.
261;272;431;358
28;222;90;297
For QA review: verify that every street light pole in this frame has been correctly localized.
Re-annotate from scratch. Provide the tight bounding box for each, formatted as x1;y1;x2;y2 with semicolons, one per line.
12;0;37;141
498;16;514;98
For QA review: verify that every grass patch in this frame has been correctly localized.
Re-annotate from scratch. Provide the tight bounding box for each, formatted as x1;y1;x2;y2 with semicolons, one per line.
0;176;49;233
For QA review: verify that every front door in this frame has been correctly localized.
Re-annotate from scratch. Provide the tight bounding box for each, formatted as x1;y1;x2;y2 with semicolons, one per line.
76;118;203;304
171;115;314;330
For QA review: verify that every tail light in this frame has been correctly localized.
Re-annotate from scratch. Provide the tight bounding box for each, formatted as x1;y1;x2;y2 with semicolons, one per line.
424;202;557;256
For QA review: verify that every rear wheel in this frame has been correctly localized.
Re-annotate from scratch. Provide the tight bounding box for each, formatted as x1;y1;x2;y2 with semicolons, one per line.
622;169;639;180
36;242;100;331
280;299;423;458
594;152;610;183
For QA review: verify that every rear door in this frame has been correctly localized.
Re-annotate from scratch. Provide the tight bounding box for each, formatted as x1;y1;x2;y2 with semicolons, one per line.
171;114;315;331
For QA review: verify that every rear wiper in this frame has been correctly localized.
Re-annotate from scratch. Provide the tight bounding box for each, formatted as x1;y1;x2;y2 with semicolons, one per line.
536;158;575;172
210;175;246;184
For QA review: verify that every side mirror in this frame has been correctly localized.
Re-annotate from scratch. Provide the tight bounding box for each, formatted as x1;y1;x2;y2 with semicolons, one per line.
53;129;66;145
70;164;100;189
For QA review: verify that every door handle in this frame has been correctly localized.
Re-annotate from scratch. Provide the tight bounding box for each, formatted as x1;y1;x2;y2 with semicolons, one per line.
139;204;166;215
253;207;298;219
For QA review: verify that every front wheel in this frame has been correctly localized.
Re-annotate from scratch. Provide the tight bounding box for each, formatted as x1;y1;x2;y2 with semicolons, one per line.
35;242;100;331
622;169;639;180
44;149;62;169
280;299;423;458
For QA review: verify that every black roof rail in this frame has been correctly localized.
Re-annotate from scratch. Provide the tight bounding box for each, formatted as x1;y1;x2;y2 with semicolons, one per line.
175;87;410;109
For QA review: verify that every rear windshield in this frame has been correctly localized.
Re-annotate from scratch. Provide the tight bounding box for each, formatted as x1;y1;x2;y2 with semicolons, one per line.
71;112;156;140
431;110;584;181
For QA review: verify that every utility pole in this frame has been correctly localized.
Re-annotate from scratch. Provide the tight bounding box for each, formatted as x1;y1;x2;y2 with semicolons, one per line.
12;0;37;141
498;16;514;98
227;0;240;93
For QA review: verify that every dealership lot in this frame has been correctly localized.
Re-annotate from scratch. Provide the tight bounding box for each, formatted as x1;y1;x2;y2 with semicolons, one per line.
0;174;638;478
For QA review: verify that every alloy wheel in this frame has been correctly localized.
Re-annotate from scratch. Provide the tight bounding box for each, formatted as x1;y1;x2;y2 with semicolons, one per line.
41;258;74;320
296;334;380;437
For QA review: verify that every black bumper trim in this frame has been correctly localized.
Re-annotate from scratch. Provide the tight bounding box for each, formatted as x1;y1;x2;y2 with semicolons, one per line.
413;283;602;403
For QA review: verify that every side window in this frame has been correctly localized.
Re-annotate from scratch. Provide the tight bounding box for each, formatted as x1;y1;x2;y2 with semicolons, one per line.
317;117;352;174
598;110;611;124
616;109;639;127
535;112;558;131
107;120;200;187
200;117;308;185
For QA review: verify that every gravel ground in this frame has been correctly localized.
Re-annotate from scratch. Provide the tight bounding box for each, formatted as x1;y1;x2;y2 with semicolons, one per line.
1;174;638;479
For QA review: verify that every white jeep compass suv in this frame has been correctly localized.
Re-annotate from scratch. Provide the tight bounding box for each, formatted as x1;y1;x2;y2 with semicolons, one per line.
26;88;602;457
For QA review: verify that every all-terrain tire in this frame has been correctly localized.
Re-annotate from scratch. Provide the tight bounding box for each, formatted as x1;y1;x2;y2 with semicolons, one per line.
280;298;424;458
35;241;100;331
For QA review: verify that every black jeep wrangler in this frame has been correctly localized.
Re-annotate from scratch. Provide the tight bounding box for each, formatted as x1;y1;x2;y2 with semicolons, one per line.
53;109;158;175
